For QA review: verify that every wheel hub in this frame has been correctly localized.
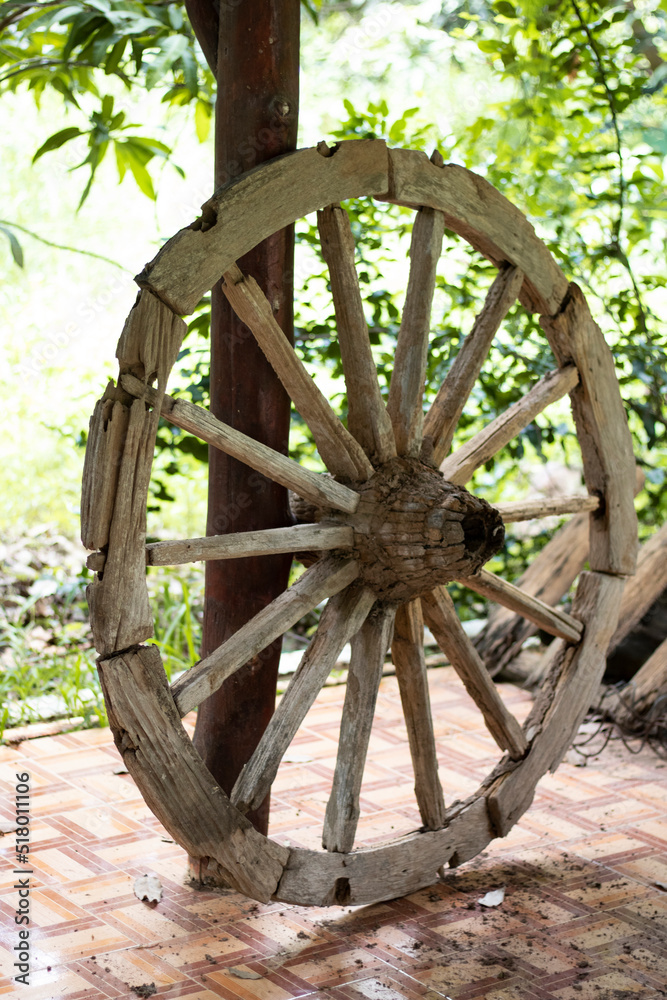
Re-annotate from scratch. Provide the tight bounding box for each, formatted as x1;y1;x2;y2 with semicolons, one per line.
344;458;503;602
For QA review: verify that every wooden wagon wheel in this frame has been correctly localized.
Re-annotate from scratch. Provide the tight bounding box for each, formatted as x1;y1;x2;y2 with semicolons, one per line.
81;140;637;906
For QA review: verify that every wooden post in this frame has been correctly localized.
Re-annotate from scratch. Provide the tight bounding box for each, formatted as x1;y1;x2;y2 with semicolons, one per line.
184;0;300;835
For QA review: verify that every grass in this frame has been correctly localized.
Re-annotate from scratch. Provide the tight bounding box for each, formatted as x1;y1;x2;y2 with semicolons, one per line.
0;545;207;742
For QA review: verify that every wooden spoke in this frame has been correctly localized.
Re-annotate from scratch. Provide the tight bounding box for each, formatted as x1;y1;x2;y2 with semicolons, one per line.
424;265;524;467
171;557;359;718
222;264;373;482
145;524;354;567
439;364;579;485
421;587;528;760
122;374;360;516
458;568;583;643
392;600;447;829
322;604;396;853
231;584;377;815
495;494;600;523
387;207;445;458
317;204;396;464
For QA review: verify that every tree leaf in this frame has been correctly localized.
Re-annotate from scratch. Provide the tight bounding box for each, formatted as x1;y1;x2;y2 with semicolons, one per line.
32;127;84;163
0;226;24;267
133;874;163;903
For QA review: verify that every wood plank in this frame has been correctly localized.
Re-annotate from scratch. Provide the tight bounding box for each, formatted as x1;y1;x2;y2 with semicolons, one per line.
380;148;569;316
80;382;130;552
495;494;600;523
440;365;579;485
458;569;584;644
222;264;373;481
172;557;359;718
231;584;376;815
317;204;396;463
322;605;396;852
391;600;447;828
99;645;289;902
487;571;625;835
474;466;644;677
116;288;186;390
608;522;667;653
137;139;390;315
424;265;524;466
146;524;354;566
630;636;667;711
387;207;445;457
540;283;637;575
275;795;495;906
87;397;158;656
421;587;528;760
121;374;360;515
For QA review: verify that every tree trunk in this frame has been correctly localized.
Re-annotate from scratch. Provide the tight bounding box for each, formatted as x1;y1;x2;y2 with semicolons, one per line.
185;0;300;835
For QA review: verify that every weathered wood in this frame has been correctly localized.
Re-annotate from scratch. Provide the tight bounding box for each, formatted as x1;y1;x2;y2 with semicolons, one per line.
275;795;495;906
608;521;667;653
172;557;359;718
137;140;390;316
87;398;157;656
350;457;504;604
628;636;667;711
495;494;600;522
459;568;584;644
322;604;396;853
317;204;396;463
424;265;524;467
475;467;644;677
392;600;447;828
121;374;360;515
387;207;445;457
116;288;186;390
193;0;300;840
421;587;527;759
98;645;289;901
540;284;637;576
146;524;354;566
222;264;373;481
487;571;625;835
440;365;579;485
80;382;131;552
380;148;569;315
231;584;376;815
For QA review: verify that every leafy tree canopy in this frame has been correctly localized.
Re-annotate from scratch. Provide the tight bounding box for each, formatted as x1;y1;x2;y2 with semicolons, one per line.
1;0;665;545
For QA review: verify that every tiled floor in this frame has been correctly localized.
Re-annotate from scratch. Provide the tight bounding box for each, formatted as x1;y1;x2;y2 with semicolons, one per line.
1;666;666;1000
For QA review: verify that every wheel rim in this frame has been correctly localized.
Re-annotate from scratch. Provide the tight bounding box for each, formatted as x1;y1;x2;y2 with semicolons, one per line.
82;140;637;906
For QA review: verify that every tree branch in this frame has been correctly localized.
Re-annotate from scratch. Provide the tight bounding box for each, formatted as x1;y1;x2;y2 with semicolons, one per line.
184;0;219;78
571;0;648;335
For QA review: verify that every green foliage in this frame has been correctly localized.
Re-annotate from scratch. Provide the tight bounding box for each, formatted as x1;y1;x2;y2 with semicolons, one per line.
0;0;214;203
437;0;667;526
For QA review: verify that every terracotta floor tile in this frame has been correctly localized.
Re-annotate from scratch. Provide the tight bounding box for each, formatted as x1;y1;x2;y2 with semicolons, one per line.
412;955;508;991
57;870;138;905
283;946;388;988
629;818;667;847
32;920;134;965
2;670;667;998
0;963;106;998
557;915;640;952
104;899;201;943
549;969;656;997
62;803;146;838
30;846;102;882
566;833;652;861
204;965;313;999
